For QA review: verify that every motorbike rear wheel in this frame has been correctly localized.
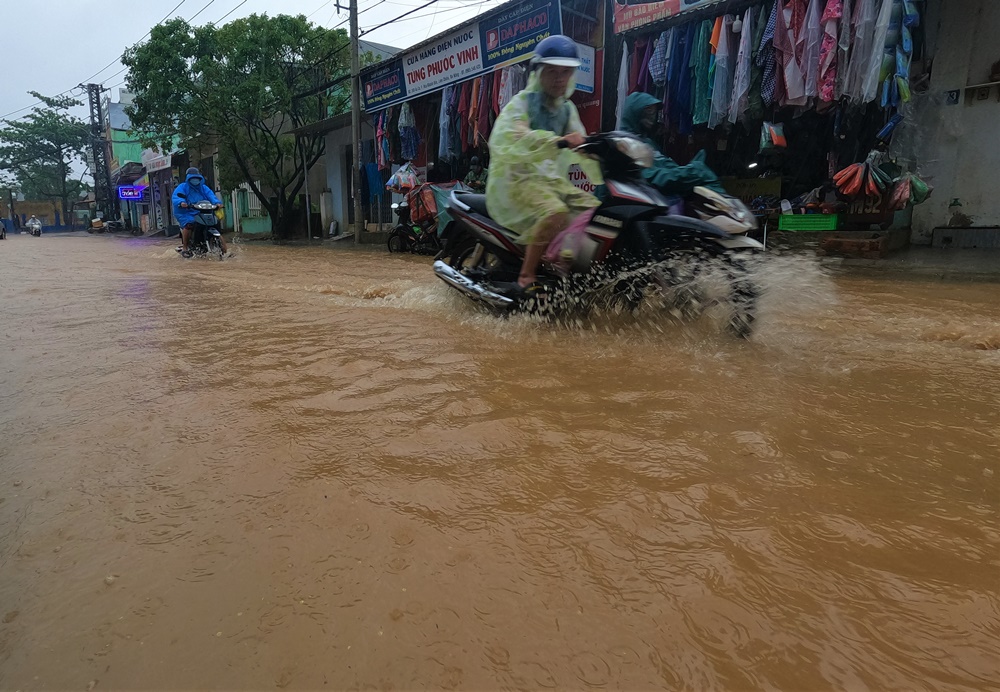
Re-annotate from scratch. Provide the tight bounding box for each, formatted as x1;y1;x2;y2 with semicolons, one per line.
387;229;409;253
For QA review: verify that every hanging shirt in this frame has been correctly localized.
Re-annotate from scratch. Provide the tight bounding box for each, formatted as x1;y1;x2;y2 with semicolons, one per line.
819;0;844;101
438;86;454;161
803;0;825;98
615;45;630;127
730;8;755;123
757;0;780;105
649;30;672;86
708;15;735;129
775;0;808;105
476;73;493;145
690;19;713;126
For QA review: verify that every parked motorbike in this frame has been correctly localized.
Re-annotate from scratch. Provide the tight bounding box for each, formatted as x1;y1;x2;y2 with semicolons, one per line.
433;131;764;337
387;200;440;255
176;201;225;260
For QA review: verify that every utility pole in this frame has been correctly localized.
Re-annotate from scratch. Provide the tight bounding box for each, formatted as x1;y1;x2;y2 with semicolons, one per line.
349;0;364;243
83;83;113;221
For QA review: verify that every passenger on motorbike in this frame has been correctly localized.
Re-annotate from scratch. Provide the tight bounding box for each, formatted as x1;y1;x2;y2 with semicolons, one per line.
486;35;602;291
172;167;228;258
619;92;726;196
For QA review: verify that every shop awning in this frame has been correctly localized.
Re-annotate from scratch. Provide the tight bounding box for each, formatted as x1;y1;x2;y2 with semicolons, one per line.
113;162;146;186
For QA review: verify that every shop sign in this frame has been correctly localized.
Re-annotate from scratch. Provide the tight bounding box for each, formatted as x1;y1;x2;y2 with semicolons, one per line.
363;0;563;111
364;61;408;110
481;0;561;70
568;164;599;194
142;149;172;173
403;25;484;100
118;185;147;200
574;44;597;94
613;0;723;34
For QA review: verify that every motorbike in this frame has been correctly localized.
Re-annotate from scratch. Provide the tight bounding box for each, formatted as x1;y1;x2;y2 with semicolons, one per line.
433;131;764;338
387;200;441;255
27;222;42;237
176;201;225;260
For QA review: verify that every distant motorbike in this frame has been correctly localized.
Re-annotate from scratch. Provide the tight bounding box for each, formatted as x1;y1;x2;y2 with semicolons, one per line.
176;201;225;260
27;221;42;237
387;200;440;255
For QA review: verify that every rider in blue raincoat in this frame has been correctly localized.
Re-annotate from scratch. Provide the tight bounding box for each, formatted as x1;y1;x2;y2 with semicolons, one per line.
172;167;228;257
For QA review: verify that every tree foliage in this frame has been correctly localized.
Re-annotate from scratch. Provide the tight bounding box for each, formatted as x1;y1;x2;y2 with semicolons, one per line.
0;92;91;222
123;14;351;239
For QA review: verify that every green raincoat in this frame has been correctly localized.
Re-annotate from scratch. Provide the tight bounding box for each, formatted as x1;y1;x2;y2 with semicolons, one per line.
485;70;602;245
620;92;725;195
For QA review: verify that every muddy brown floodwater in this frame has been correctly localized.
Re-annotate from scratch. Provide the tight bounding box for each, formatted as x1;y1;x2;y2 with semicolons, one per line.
1;234;998;690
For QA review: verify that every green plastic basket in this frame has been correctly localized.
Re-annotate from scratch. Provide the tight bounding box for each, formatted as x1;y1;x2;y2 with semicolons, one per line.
777;214;840;231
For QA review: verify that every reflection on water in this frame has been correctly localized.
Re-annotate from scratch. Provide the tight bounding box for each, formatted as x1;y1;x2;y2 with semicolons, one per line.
1;235;997;690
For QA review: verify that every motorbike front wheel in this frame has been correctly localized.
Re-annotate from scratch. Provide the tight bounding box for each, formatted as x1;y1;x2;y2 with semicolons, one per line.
207;237;225;260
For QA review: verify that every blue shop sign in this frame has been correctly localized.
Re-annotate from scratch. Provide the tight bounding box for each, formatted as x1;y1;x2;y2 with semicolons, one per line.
118;185;147;200
481;0;562;70
363;61;408;111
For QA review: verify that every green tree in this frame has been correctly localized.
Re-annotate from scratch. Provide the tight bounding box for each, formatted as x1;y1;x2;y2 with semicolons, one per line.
0;93;91;223
123;14;351;240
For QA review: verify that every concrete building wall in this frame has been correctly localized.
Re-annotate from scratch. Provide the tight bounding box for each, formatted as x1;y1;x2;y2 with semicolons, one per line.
324;121;375;236
910;0;1000;243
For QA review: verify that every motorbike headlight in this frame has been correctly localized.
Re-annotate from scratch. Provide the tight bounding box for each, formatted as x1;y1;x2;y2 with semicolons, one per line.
391;203;399;210
613;137;655;169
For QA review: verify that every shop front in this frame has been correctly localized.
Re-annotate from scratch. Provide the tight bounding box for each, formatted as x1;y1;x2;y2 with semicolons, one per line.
357;0;607;218
606;0;931;246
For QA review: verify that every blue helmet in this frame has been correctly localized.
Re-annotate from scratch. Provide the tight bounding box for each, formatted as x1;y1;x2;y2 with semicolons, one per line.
532;35;581;68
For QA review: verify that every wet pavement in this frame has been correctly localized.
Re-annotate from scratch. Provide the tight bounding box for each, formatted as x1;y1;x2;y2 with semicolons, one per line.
1;234;998;690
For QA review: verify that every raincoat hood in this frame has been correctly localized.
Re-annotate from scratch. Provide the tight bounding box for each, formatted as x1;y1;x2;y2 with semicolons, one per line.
620;92;662;139
185;171;205;187
527;66;577;102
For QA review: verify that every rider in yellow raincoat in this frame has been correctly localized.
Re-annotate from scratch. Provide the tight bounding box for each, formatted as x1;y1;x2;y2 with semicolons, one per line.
486;35;602;290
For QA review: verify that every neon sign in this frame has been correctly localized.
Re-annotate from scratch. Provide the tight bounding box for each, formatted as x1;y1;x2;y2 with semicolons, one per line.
118;185;147;200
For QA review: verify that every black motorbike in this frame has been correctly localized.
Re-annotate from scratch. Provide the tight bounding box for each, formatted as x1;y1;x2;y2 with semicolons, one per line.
433;132;764;337
176;201;225;260
387;200;441;255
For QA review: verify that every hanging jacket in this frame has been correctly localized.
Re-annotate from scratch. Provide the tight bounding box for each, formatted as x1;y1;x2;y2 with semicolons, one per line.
619;92;725;196
172;171;221;227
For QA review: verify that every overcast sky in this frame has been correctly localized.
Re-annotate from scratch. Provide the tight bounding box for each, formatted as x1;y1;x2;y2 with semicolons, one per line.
2;0;502;124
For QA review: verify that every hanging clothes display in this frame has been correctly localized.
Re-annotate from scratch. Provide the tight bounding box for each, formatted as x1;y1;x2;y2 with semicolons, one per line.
638;36;656;94
844;0;875;102
468;77;482;150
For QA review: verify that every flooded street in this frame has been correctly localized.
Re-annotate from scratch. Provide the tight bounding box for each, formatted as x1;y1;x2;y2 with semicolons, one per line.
1;234;997;690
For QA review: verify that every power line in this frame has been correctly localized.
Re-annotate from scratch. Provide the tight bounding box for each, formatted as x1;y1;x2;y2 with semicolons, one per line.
187;0;221;23
213;0;251;25
360;0;439;36
0;0;193;121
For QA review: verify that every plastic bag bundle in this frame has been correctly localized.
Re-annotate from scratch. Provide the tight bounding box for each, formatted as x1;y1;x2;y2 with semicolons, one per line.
385;162;420;193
